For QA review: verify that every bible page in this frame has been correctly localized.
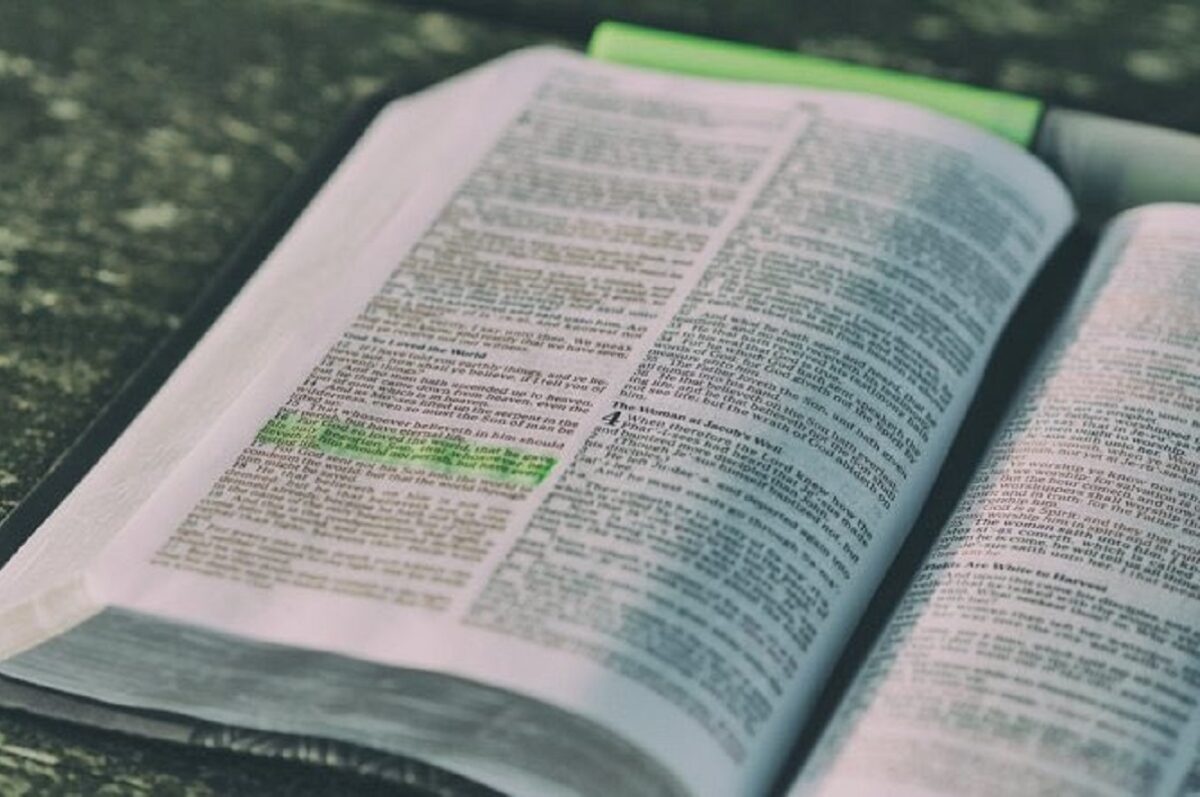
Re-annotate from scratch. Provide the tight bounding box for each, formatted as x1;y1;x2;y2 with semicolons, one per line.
4;48;1071;797
795;205;1200;797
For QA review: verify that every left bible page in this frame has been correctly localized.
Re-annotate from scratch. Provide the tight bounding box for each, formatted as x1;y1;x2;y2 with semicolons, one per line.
0;48;1072;797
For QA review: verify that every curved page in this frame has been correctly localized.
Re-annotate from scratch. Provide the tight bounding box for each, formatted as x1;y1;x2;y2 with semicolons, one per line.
797;205;1200;797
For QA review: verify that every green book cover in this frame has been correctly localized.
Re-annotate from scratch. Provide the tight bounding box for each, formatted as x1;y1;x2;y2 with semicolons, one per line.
588;21;1043;147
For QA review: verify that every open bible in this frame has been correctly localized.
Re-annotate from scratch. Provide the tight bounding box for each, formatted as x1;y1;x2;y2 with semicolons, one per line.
0;46;1197;797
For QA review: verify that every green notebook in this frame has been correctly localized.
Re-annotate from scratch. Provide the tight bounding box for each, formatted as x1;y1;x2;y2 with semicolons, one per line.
588;20;1043;146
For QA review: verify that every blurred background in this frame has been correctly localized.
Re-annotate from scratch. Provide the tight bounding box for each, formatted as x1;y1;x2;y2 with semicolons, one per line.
0;0;1195;793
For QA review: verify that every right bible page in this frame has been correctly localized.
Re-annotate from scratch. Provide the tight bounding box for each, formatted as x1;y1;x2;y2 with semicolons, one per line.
795;204;1200;797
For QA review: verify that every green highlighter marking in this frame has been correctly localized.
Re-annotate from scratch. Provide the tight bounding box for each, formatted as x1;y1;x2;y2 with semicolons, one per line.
588;21;1043;147
256;412;556;486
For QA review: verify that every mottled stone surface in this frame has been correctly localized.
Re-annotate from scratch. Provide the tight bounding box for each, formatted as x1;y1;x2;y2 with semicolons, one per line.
0;0;1196;793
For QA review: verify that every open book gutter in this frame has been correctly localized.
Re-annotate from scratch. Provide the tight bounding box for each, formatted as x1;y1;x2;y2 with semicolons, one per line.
2;24;1200;797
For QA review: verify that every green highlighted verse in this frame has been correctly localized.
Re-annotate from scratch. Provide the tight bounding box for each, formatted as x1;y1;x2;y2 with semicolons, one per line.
256;412;557;486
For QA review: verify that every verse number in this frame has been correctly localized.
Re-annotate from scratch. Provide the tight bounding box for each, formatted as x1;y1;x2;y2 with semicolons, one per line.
600;410;622;427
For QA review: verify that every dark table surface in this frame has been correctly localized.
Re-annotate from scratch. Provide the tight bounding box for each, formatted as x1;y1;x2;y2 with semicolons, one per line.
1;0;1197;793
